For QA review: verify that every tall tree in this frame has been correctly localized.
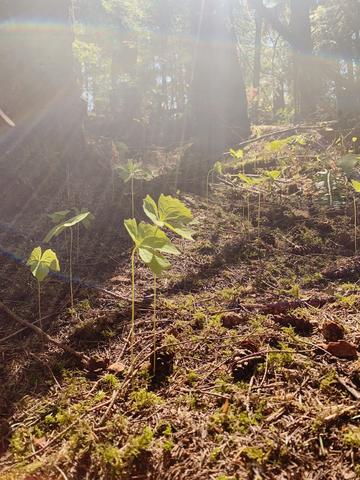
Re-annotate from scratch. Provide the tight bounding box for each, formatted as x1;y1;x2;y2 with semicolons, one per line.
289;0;317;120
190;0;250;156
0;0;85;186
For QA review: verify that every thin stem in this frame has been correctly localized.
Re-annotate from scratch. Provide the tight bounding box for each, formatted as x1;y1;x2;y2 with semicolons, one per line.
206;169;212;208
131;247;136;364
258;192;261;241
37;280;42;331
355;196;357;256
69;227;74;311
247;193;251;237
327;170;333;207
76;223;80;263
131;176;135;218
153;274;157;374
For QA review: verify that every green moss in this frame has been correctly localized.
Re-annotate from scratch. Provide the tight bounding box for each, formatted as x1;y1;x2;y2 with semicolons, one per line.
336;294;360;307
186;371;199;386
319;369;337;392
209;447;222;462
162;438;175;452
241;446;266;462
101;374;120;390
98;444;124;471
130;389;163;412
268;342;294;369
343;427;360;448
122;426;154;461
209;403;264;435
9;428;29;458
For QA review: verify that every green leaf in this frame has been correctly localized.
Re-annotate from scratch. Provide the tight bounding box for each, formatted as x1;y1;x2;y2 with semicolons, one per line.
124;220;180;253
72;208;94;229
62;212;92;228
238;173;265;186
143;194;194;240
138;246;171;276
138;247;154;264
43;223;66;243
124;219;179;276
213;161;223;175
124;218;139;245
47;210;71;224
27;247;60;282
147;251;171;276
116;160;152;182
351;179;360;193
229;148;244;159
264;170;281;181
143;195;160;226
266;136;297;152
44;212;92;243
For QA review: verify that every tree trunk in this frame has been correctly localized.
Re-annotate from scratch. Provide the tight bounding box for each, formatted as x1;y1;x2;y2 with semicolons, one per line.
0;0;85;194
190;0;250;156
252;8;263;123
289;0;317;120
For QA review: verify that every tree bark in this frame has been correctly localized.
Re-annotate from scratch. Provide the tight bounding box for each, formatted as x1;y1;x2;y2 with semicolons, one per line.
252;8;263;123
289;0;317;120
0;0;85;189
190;0;250;156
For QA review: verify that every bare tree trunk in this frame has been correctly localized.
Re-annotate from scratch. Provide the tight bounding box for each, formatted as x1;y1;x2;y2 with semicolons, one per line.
0;0;85;193
252;8;263;123
289;0;317;121
190;0;250;154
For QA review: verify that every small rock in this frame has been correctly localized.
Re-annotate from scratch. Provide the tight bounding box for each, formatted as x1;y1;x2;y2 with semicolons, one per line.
322;321;345;342
326;340;358;360
107;362;126;375
220;312;247;329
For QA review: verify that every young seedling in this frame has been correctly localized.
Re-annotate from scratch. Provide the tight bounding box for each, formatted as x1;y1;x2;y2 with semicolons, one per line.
124;219;180;365
72;207;94;261
116;160;152;217
44;211;94;312
206;161;223;207
142;194;195;369
351;179;360;255
27;247;60;333
238;173;266;239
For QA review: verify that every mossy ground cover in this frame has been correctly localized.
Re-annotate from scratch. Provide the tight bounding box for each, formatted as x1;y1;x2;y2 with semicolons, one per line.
1;129;360;479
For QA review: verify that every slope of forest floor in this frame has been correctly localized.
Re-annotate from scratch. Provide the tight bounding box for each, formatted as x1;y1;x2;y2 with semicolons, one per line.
1;127;360;479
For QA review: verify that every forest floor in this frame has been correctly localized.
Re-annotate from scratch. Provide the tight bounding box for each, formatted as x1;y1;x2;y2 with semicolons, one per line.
1;128;360;479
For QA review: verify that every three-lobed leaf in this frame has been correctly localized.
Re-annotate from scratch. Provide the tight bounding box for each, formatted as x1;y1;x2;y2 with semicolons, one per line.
116;160;152;182
27;247;60;282
124;219;180;276
143;194;194;240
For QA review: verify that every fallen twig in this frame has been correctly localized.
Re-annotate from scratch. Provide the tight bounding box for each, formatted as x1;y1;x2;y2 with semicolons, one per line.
0;300;88;363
